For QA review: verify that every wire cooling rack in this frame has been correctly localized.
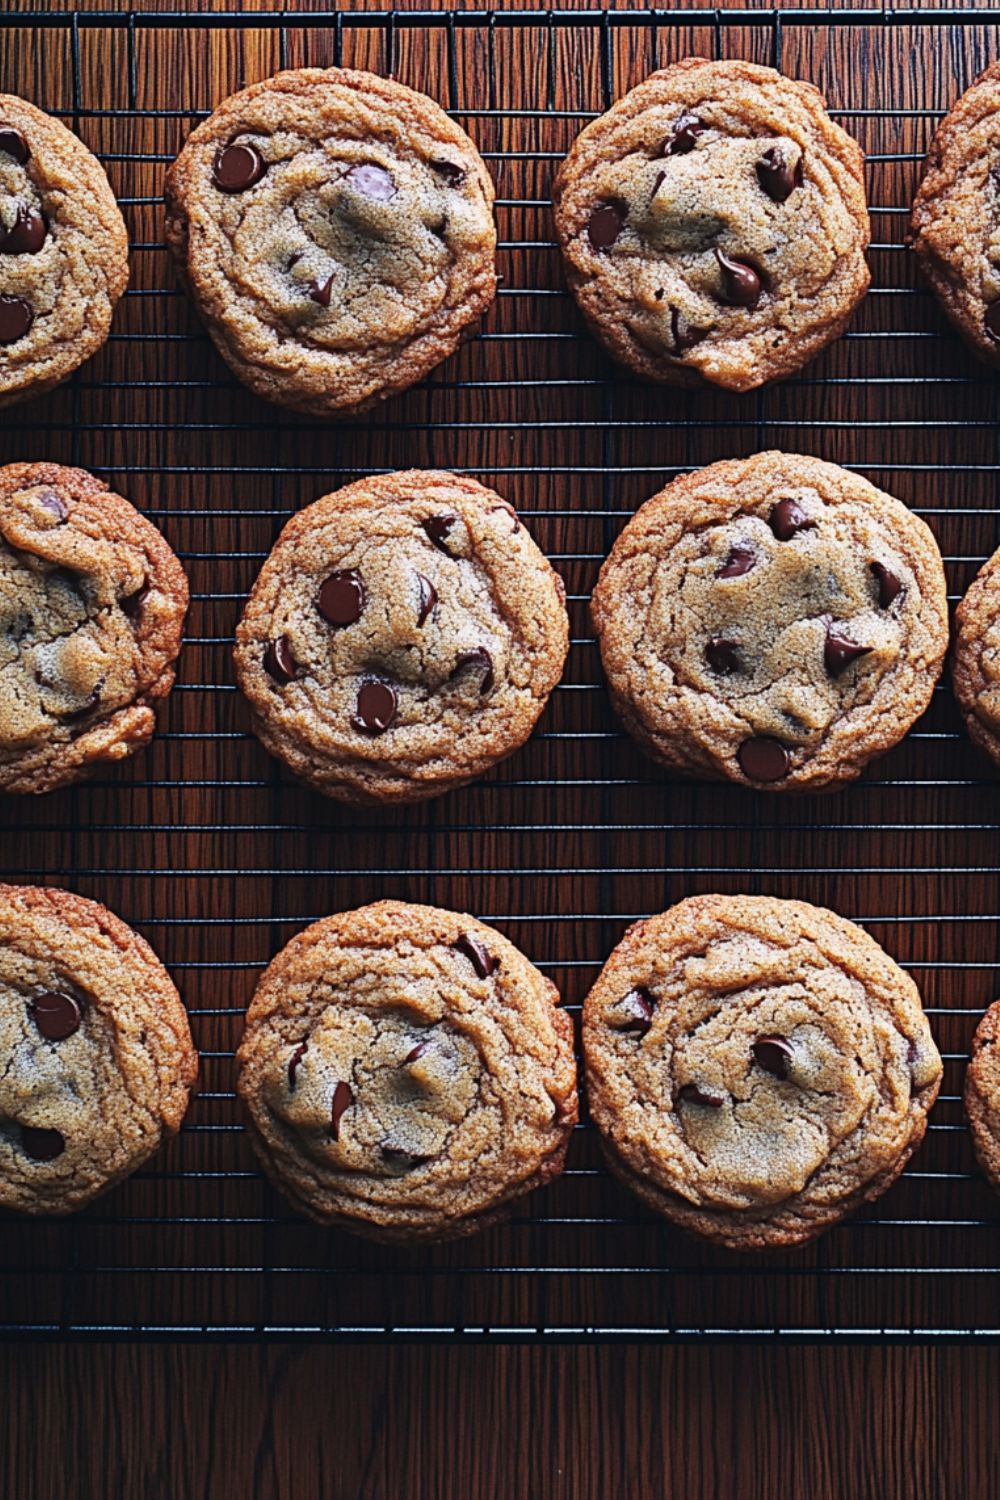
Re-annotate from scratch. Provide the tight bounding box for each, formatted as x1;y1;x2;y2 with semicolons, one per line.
3;6;1000;1343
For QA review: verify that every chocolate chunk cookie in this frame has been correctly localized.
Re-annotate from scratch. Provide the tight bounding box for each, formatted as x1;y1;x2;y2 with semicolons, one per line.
0;883;197;1215
591;452;948;792
552;59;870;391
0;94;128;409
234;470;569;804
164;68;497;416
952;545;1000;766
583;894;942;1251
910;64;1000;366
236;900;578;1241
965;999;1000;1193
0;462;189;795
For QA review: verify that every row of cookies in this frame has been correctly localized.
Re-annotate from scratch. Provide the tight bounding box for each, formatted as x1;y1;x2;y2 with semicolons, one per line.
3;58;1000;413
4;879;999;1253
3;453;999;801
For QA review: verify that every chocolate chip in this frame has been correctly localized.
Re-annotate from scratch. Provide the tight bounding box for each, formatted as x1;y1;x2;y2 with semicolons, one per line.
986;301;1000;342
264;634;297;685
769;498;814;541
757;148;803;204
738;736;791;782
317;569;365;627
752;1034;794;1079
212;142;266;193
330;1080;354;1142
717;544;755;579
0;126;30;165
662;113;705;156
706;637;740;674
0;294;33;344
588;199;626;251
714;249;762;309
612;987;656;1036
381;1145;430;1172
120;579;150;618
651;170;666;197
352;679;396;735
871;561;902;608
450;646;494;695
676;1083;724;1109
404;1041;429;1065
824;626;872;677
415;573;437;626
30;990;82;1041
0;205;46;255
906;1036;919;1066
431;159;465;186
422;514;457;554
453;932;499;979
37;491;68;522
288;1040;307;1088
309;275;334;308
346;163;396;200
670;306;707;353
21;1126;64;1161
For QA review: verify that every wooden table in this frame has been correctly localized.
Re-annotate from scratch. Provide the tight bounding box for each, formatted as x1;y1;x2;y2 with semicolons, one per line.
2;1;1000;1493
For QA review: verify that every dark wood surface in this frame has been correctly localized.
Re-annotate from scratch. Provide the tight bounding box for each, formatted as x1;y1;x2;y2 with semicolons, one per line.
3;0;1000;1493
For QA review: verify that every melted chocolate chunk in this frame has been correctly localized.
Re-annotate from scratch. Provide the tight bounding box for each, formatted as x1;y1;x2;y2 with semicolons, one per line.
288;1040;308;1088
588;199;626;251
346;163;396;200
21;1126;64;1161
309;275;334;308
612;987;656;1037
453;931;499;979
431;159;465;186
738;736;791;782
264;634;298;685
0;126;30;165
871;561;902;608
670;306;707;353
317;570;365;627
0;294;33;344
714;249;762;309
757;148;803;203
986;301;1000;342
717;544;755;579
415;573;437;626
676;1083;724;1109
706;637;740;675
824;627;872;678
352;679;397;735
37;491;68;523
30;990;82;1042
450;646;494;695
404;1041;429;1065
330;1080;354;1141
423;515;458;554
752;1034;794;1079
212;142;266;193
0;205;46;255
662;112;705;156
769;498;814;541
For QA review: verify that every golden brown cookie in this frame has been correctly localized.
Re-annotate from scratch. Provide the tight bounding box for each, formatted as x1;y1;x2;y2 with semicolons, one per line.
952;545;1000;765
0;883;197;1215
0;94;128;409
234;470;569;804
591;452;949;792
583;894;942;1251
552;59;870;391
910;63;1000;366
965;999;1000;1193
164;68;497;415
236;901;578;1241
0;463;189;795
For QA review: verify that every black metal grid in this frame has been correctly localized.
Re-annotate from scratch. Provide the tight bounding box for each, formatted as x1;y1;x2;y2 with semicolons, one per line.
2;6;1000;1342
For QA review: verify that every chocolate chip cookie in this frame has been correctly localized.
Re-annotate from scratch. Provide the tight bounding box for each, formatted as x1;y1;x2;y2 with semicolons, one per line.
552;58;870;391
0;462;189;795
236;900;577;1241
591;452;948;792
910;64;1000;366
234;470;569;804
584;894;942;1251
0;94;129;409
952;545;1000;766
0;883;197;1215
964;999;1000;1194
164;68;497;416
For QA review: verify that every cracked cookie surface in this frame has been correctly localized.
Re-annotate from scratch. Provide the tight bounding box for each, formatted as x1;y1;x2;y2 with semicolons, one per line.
591;452;948;792
0;883;197;1215
964;999;1000;1194
236;900;578;1241
0;463;189;795
552;58;870;391
910;63;1000;367
952;545;1000;766
0;94;128;409
164;68;497;416
234;470;569;804
583;894;942;1251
